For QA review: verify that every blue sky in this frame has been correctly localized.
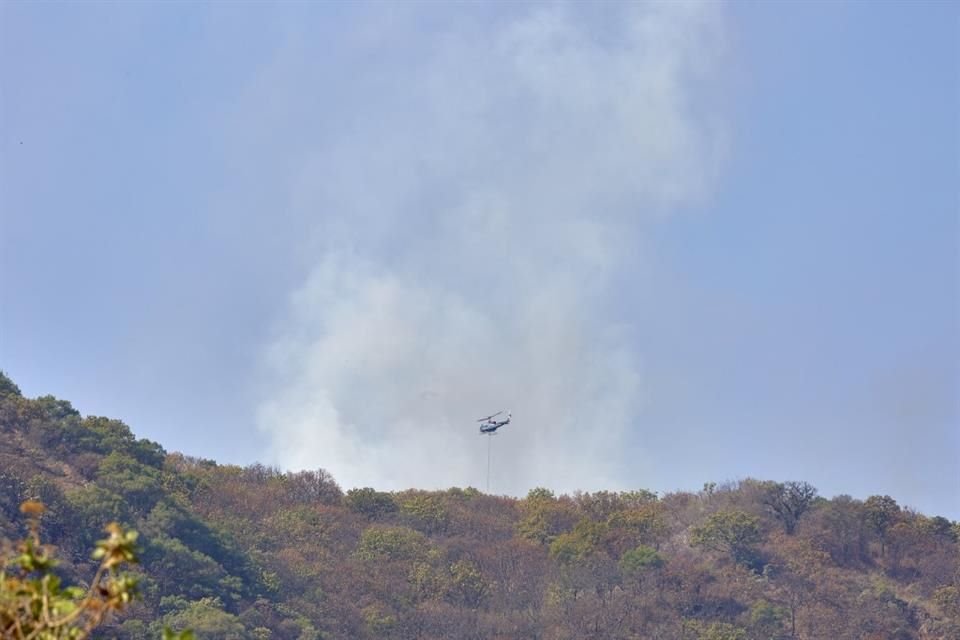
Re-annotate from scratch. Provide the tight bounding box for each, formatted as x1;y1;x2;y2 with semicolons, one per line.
2;1;957;518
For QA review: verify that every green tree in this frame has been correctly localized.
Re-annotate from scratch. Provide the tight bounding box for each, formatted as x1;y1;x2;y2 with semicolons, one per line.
619;545;664;593
345;488;398;519
64;485;130;548
518;491;578;545
526;487;556;502
690;510;763;568
687;620;747;640
141;534;229;599
399;493;449;535
157;597;245;639
619;545;663;573
920;515;957;542
96;452;165;513
549;519;606;566
864;495;901;557
445;560;488;609
355;525;429;562
606;502;668;547
748;600;787;639
0;371;22;398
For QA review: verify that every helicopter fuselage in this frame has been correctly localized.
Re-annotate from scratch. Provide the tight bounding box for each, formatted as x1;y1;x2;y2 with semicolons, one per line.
479;420;509;434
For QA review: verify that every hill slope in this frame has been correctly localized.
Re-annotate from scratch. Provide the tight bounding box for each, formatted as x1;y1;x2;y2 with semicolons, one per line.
1;372;957;639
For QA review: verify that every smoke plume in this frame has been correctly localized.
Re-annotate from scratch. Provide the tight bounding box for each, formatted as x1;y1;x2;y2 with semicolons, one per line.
256;2;727;494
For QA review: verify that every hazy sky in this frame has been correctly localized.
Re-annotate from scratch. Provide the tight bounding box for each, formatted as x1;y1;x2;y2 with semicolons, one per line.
2;1;957;518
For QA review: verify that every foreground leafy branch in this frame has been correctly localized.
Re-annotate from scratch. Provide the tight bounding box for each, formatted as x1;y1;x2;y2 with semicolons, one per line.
0;500;143;639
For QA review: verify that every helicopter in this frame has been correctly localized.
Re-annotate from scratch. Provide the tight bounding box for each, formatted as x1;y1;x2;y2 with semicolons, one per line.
478;410;511;434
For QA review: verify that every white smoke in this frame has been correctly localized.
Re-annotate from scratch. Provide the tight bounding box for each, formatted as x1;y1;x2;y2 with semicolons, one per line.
256;2;728;494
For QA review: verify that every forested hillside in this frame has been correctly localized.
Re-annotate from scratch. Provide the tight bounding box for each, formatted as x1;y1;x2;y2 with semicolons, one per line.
1;373;958;639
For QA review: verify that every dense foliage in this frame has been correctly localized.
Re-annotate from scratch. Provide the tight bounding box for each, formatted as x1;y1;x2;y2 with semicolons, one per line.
1;372;957;639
